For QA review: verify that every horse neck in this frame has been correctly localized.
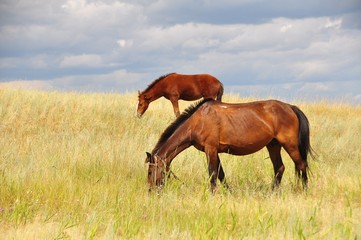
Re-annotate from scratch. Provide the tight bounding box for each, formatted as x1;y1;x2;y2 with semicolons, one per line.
145;82;164;101
155;124;192;166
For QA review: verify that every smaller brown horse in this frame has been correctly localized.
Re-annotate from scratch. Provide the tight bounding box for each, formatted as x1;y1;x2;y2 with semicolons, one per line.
146;99;314;192
137;73;223;117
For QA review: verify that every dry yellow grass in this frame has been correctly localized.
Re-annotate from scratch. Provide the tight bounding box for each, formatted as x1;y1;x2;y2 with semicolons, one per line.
0;88;360;239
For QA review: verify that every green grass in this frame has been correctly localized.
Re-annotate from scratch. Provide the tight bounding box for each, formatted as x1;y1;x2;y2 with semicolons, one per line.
0;88;360;239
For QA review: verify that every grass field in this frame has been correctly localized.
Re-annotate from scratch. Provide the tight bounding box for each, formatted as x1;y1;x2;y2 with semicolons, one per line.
0;88;360;239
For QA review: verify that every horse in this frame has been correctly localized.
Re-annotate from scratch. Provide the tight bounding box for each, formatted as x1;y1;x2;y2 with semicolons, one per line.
137;73;223;117
145;99;314;192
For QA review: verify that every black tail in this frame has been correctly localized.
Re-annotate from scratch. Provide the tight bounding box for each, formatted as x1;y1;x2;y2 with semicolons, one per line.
216;83;224;101
290;105;315;165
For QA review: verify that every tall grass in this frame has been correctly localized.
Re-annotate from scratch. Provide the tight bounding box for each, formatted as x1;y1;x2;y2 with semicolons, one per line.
0;89;360;239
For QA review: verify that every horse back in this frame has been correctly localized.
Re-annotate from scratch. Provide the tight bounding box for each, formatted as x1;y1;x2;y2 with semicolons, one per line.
214;100;298;131
190;100;299;154
164;74;222;100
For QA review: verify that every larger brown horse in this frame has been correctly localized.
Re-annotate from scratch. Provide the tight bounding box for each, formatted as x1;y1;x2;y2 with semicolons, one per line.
137;73;223;117
145;99;314;192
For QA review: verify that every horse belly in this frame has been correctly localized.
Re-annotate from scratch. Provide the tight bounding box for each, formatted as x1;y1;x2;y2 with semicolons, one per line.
180;94;203;101
219;133;272;156
179;88;203;100
217;110;274;155
219;143;266;156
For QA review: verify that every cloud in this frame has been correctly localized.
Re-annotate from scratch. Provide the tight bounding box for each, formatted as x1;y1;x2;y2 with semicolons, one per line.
50;69;145;91
228;79;361;103
60;54;103;68
0;69;145;92
0;0;361;103
144;0;361;25
153;16;360;85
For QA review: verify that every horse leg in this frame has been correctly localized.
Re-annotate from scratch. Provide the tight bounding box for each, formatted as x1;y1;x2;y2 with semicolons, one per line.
217;155;229;189
170;96;180;117
206;149;220;193
266;140;284;189
283;144;308;189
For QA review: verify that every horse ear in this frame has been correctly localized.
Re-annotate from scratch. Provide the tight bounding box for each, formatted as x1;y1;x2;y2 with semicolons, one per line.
138;90;141;96
145;152;153;163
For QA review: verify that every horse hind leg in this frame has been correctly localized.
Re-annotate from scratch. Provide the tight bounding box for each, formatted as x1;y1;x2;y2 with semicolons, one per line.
266;139;285;189
217;155;229;190
216;83;224;101
283;143;308;189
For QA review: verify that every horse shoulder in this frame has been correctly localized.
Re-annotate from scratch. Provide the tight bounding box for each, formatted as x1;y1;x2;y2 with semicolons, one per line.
197;101;219;116
162;75;179;93
191;102;219;131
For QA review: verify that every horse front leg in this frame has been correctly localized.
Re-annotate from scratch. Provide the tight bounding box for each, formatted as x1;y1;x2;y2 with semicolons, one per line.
206;149;220;193
266;141;285;190
169;96;180;117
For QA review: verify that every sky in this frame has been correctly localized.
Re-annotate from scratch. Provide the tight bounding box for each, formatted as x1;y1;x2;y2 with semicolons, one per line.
1;0;361;103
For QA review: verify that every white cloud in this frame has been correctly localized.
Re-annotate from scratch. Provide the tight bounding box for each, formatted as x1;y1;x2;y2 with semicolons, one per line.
324;18;342;29
60;0;145;29
0;54;51;69
292;60;331;79
51;69;145;91
228;79;361;103
0;0;360;103
280;24;292;32
0;69;145;92
117;39;133;48
150;16;360;83
60;54;103;68
117;40;127;48
300;82;330;91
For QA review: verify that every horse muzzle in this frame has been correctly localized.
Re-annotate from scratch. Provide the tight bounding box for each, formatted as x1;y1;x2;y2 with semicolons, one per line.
137;112;143;118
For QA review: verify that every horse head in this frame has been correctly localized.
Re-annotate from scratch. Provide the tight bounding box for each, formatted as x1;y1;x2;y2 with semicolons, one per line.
137;91;151;118
145;152;165;191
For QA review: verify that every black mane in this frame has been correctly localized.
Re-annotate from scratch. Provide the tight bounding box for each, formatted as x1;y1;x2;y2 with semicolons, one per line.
153;98;214;154
141;73;176;94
